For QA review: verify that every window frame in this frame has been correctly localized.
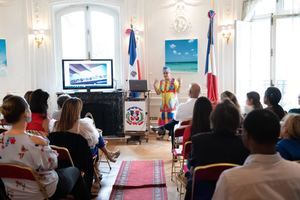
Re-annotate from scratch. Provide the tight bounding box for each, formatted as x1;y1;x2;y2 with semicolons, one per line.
53;4;121;90
235;0;300;110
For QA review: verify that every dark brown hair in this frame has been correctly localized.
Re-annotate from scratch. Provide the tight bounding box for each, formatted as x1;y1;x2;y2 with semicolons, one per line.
190;97;212;139
210;99;240;133
0;96;29;124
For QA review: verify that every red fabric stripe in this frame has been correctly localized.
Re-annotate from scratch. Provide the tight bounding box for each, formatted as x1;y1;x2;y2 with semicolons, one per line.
137;59;141;80
207;73;218;106
113;160;166;189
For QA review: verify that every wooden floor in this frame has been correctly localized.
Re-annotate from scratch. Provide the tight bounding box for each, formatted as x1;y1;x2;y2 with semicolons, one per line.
93;134;180;200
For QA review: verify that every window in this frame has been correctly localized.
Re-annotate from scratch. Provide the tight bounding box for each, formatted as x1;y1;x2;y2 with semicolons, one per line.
236;0;300;111
55;5;120;86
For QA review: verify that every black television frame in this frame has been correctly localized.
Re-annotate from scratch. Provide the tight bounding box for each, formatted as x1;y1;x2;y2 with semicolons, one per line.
62;59;114;90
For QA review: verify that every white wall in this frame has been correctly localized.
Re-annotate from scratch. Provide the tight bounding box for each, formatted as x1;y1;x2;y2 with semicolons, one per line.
0;0;31;99
0;0;244;117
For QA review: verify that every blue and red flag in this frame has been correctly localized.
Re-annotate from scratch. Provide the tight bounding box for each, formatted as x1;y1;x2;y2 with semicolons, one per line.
205;10;218;105
128;29;141;80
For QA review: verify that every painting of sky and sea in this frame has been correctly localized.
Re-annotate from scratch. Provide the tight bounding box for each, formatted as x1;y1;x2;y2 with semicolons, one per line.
165;39;198;72
0;39;7;76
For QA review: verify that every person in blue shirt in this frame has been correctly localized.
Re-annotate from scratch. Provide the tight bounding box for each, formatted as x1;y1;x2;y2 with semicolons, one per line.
277;115;300;161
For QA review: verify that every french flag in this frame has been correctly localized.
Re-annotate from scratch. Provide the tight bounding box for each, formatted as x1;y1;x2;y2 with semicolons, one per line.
205;10;218;105
128;29;141;80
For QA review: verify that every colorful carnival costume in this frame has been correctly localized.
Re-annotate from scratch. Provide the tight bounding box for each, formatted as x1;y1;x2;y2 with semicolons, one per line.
157;78;179;126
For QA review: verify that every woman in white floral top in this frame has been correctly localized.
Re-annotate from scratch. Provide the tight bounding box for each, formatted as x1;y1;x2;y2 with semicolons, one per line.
0;95;89;200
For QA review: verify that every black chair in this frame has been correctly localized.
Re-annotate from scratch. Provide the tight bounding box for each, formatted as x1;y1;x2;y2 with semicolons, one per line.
48;131;94;191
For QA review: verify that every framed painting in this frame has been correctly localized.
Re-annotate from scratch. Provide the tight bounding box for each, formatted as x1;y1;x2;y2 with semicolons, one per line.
165;39;198;72
0;39;7;76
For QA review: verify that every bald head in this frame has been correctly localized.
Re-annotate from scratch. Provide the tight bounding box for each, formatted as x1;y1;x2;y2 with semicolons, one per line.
189;83;201;98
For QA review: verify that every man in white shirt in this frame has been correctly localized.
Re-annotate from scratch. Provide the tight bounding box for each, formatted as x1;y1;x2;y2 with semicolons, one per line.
152;83;200;144
212;109;300;200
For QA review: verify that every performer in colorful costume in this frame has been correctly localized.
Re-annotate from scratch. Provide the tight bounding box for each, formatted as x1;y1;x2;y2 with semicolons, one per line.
153;66;181;139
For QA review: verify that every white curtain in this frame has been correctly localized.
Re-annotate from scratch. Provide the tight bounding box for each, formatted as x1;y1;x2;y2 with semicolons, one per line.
242;0;261;21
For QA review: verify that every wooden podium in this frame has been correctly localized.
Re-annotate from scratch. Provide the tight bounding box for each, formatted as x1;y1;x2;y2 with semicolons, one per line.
125;91;150;144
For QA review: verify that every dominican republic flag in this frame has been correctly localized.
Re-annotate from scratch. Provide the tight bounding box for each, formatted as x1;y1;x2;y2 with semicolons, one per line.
128;29;141;80
205;10;218;105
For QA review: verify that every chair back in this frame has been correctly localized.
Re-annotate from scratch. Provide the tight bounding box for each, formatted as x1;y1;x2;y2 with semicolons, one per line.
50;145;74;167
174;125;189;138
0;163;48;199
181;120;191;126
183;141;192;159
48;131;94;190
191;163;239;200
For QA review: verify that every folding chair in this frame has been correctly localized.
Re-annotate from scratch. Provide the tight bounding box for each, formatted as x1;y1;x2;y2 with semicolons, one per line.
0;163;48;199
176;141;192;199
171;125;188;181
50;145;74;167
181;120;191;126
191;163;239;200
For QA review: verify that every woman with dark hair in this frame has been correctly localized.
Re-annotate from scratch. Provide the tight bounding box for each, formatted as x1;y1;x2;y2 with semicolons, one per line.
26;89;50;133
264;87;286;120
0;95;89;199
185;100;249;200
244;91;263;115
221;90;240;111
182;97;212;154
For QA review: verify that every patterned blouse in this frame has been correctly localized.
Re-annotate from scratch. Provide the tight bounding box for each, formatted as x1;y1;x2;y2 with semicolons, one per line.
0;131;58;200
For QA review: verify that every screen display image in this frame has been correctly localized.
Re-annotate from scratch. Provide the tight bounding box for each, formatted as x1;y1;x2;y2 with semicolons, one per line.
62;59;113;90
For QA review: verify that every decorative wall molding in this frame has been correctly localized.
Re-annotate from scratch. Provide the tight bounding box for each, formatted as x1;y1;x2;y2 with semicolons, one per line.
0;0;16;7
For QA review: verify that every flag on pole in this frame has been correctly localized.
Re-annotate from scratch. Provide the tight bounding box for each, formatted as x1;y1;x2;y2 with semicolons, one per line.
205;10;218;105
128;29;141;80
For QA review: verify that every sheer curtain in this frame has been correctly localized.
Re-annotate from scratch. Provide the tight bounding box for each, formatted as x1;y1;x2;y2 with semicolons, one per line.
242;0;261;21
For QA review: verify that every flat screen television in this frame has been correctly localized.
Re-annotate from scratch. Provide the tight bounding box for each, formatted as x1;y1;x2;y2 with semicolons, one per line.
62;59;113;90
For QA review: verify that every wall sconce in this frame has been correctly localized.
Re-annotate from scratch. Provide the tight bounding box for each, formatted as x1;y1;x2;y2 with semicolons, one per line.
222;31;231;44
220;25;233;44
33;30;45;48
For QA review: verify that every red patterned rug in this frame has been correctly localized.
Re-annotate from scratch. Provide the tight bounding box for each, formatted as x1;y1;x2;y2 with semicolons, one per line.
113;160;166;189
109;186;168;200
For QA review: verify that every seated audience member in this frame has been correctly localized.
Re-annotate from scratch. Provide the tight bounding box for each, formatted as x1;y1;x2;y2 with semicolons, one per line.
289;94;300;114
0;95;89;199
153;83;200;142
277;115;300;161
0;94;13;126
213;110;300;200
264;86;286;120
52;94;71;120
185;100;249;200
26;89;50;134
50;97;120;162
243;91;263;116
24;90;33;104
182;96;212;154
221;91;240;111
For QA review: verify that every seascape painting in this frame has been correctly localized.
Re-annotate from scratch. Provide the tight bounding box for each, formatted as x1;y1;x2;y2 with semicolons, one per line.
165;39;198;72
0;39;7;76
